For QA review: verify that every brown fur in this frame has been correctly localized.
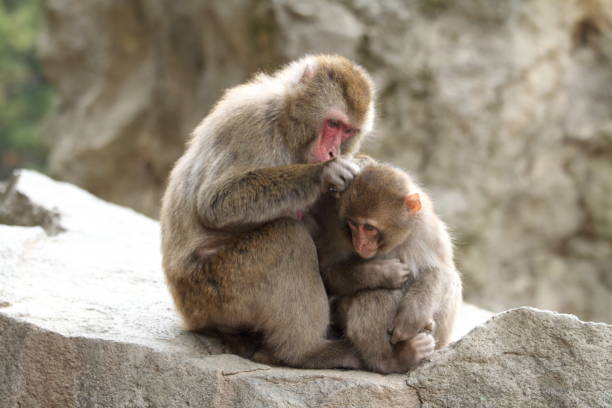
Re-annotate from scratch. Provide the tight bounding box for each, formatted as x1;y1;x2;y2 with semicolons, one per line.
310;160;462;373
316;56;373;121
161;55;376;369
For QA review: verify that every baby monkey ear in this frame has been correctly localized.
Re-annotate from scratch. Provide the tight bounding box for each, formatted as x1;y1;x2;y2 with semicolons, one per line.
404;193;422;215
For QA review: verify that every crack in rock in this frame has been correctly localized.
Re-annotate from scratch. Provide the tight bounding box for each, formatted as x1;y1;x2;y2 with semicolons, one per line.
221;367;272;377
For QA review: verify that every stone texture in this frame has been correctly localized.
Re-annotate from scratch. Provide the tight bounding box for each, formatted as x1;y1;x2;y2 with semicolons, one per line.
407;308;612;407
40;0;286;219
39;0;612;324
1;170;610;407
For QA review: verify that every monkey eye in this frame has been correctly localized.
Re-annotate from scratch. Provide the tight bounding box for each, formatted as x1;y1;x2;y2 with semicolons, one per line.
363;224;379;236
328;119;342;129
347;218;357;229
344;128;358;135
363;224;376;232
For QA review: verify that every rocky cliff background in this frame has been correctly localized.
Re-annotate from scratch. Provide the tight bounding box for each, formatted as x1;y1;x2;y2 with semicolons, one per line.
39;0;612;324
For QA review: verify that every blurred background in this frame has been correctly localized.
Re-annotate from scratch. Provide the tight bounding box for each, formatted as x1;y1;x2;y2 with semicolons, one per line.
1;0;611;324
0;0;51;179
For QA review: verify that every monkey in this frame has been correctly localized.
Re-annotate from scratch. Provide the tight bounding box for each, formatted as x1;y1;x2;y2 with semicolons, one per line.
309;159;462;374
160;55;376;369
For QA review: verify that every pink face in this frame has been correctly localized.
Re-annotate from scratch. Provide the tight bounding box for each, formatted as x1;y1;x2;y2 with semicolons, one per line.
347;218;380;259
310;114;359;163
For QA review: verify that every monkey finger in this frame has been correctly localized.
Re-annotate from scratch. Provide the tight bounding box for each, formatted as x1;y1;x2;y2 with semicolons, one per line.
322;163;355;192
328;175;347;191
336;165;357;182
412;332;435;346
336;156;360;174
411;333;436;355
422;320;436;333
336;167;358;190
389;326;418;345
344;160;360;176
419;344;435;356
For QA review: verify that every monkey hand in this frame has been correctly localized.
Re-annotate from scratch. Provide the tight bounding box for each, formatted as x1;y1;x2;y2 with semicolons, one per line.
321;157;360;193
362;259;411;289
389;301;432;345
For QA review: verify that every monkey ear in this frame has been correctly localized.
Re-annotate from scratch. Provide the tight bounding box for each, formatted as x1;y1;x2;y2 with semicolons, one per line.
300;64;316;84
404;193;422;214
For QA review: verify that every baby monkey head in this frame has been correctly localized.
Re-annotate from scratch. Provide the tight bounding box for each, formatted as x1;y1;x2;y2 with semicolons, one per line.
338;164;423;259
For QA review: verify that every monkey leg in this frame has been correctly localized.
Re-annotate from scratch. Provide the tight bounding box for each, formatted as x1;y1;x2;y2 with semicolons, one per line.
432;276;463;349
173;218;362;369
251;219;362;369
343;289;431;374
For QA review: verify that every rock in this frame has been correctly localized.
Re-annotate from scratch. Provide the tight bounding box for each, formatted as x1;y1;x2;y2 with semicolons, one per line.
1;170;610;407
0;174;63;235
39;0;612;324
0;170;222;357
407;308;612;407
1;317;420;408
39;0;285;219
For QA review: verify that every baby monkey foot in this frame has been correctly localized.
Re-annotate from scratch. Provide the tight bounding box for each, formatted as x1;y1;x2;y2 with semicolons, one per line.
399;332;436;368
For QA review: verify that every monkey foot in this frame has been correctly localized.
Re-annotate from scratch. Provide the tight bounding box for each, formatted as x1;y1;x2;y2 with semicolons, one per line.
400;332;435;367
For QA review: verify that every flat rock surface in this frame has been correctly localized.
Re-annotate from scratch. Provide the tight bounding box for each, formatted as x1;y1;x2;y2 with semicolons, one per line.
1;170;610;407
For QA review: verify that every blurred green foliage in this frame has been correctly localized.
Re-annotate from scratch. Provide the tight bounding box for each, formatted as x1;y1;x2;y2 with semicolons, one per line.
0;0;53;179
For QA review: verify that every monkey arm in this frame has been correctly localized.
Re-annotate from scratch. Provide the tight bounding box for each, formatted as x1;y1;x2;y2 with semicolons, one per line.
198;164;324;229
389;265;452;344
320;261;364;296
322;258;410;296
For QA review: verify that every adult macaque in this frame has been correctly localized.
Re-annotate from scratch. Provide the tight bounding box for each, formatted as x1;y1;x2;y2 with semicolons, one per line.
160;55;375;369
310;160;462;373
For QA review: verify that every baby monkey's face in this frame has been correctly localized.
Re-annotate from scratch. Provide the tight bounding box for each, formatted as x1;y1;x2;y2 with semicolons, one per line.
339;164;423;259
345;216;381;259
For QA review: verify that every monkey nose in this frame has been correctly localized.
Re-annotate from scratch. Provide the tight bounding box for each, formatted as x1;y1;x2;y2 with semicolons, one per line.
355;243;375;259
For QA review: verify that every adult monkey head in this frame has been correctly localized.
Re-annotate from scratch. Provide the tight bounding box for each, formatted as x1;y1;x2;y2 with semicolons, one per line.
282;56;374;163
161;55;376;369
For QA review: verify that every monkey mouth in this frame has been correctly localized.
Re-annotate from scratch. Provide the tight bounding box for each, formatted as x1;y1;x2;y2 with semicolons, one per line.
314;140;339;162
354;243;377;259
358;250;377;259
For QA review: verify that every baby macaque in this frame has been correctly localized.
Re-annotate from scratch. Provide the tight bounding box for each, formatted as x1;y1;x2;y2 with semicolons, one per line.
310;158;462;374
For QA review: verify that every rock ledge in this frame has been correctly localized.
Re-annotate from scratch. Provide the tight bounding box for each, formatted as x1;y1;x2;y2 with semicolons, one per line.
1;171;610;407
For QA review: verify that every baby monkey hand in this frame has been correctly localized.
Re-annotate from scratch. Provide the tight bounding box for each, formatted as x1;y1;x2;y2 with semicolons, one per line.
359;259;411;290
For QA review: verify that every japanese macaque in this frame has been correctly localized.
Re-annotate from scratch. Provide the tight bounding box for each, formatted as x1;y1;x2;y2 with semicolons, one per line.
160;55;376;369
310;159;462;374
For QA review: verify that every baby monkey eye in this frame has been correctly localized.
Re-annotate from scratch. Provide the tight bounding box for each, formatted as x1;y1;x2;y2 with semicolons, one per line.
328;119;342;129
363;224;376;232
